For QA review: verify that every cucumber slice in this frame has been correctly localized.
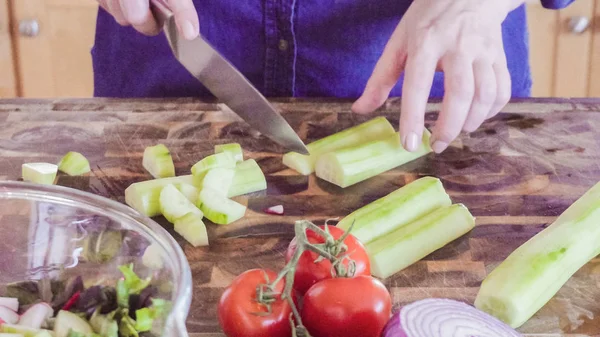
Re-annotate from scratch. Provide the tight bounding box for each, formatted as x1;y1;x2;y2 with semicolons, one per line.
175;183;200;204
475;181;600;328
21;163;58;185
89;311;117;337
282;116;396;175
57;152;90;176
191;152;236;179
337;176;452;244
143;144;175;179
159;184;203;223
197;187;246;225
227;159;267;197
1;324;43;337
53;311;93;337
174;212;209;247
215;143;243;162
124;175;195;217
315;131;432;188
366;204;475;279
201;168;235;196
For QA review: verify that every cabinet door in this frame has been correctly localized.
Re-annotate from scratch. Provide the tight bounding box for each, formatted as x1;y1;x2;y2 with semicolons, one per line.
526;0;596;97
11;0;98;97
0;0;16;97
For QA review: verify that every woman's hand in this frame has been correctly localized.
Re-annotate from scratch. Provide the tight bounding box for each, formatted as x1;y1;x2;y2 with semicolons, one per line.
352;0;524;153
97;0;199;40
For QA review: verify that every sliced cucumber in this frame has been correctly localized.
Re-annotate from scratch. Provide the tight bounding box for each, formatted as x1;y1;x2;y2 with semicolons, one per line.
191;152;236;179
315;131;432;188
475;181;600;328
53;311;93;337
197;187;246;225
124;175;195;217
159;184;203;223
228;159;267;197
366;204;475;279
175;183;200;204
1;324;45;337
143;144;175;179
174;212;209;247
89;311;117;337
282;116;396;175
21;163;58;186
57;152;90;176
337;176;452;244
215;143;243;163
201;168;235;196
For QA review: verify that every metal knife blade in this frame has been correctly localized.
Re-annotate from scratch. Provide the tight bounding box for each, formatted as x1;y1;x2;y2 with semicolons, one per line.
150;0;309;155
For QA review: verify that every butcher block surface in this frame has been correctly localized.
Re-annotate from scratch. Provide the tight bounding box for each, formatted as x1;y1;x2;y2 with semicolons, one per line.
0;97;600;336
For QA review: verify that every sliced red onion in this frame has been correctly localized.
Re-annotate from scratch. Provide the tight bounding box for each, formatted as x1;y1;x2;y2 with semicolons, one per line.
0;305;19;324
18;302;53;329
264;205;284;215
0;298;18;312
382;298;522;337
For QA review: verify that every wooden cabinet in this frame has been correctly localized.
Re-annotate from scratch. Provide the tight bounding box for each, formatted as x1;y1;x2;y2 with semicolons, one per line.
0;1;598;98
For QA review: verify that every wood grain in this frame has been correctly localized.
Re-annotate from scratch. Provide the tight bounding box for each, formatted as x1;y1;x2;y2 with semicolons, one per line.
0;0;16;97
1;98;600;336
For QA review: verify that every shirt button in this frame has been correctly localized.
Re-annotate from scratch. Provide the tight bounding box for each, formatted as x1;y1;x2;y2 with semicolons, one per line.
278;39;288;51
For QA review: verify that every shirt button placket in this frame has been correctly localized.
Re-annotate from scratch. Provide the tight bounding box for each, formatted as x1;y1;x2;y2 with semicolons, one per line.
264;0;296;97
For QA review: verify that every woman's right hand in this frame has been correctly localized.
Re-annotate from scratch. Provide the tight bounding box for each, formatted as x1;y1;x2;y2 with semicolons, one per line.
97;0;199;40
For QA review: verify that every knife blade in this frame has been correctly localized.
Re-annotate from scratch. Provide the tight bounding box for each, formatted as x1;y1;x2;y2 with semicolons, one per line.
150;0;309;155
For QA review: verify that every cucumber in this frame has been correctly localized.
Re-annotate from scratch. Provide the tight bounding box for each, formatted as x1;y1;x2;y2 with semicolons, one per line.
475;181;600;328
89;311;117;337
57;152;90;176
175;183;200;204
215;143;243;162
159;184;203;223
282;116;396;175
227;159;267;197
124;175;195;217
174;212;209;247
197;187;246;225
21;163;58;185
366;204;475;279
337;176;452;244
315;131;432;188
201;168;235;196
1;324;51;337
191;152;236;179
0;333;25;337
53;311;93;337
142;144;175;179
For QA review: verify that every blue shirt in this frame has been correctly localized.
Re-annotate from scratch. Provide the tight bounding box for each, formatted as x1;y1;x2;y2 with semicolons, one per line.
91;0;574;99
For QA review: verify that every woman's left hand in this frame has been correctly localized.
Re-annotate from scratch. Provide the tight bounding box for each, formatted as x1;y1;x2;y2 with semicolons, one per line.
352;0;524;153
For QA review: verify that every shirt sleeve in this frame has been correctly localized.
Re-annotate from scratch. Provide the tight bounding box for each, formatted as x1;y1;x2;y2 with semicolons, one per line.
540;0;576;9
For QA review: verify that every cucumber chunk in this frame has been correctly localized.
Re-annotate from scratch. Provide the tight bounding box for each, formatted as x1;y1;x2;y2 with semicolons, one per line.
57;152;90;176
214;143;243;163
227;159;267;197
174;212;209;247
315;131;432;188
53;311;93;337
89;311;117;337
282;117;396;175
337;176;452;244
175;183;200;204
159;184;203;223
143;144;175;179
197;187;246;225
21;163;58;185
200;168;235;196
475;181;600;328
1;324;50;337
125;175;195;217
366;204;475;279
191;152;236;179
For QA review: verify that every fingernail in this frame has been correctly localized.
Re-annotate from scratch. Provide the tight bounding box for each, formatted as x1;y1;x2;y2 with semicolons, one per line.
432;141;449;154
182;20;197;40
404;132;419;152
120;0;146;22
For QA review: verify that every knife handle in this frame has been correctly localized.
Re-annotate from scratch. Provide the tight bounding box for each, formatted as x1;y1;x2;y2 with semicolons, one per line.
150;0;173;27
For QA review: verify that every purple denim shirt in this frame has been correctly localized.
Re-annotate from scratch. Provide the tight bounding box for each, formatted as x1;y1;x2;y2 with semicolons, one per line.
91;0;575;99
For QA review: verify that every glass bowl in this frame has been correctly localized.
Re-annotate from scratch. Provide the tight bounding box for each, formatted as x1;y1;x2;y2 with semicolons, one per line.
0;181;192;337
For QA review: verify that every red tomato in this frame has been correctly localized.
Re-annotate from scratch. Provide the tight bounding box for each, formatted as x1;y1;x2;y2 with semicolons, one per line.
285;225;370;294
218;269;292;337
301;276;391;337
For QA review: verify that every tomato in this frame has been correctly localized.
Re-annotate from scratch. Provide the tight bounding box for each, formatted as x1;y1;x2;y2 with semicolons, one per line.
218;269;292;337
301;276;391;337
285;225;370;294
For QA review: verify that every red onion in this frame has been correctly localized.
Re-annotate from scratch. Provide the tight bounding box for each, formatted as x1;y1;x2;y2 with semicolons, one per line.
264;205;284;215
382;298;522;337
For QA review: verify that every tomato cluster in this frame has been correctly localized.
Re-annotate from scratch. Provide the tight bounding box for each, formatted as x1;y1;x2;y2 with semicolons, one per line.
218;224;392;337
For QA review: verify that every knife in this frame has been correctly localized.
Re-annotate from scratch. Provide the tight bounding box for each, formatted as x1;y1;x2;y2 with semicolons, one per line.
150;0;309;155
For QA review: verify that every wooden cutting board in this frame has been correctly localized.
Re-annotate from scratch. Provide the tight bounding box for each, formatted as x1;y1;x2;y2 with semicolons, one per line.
0;97;600;336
